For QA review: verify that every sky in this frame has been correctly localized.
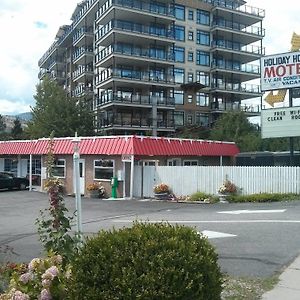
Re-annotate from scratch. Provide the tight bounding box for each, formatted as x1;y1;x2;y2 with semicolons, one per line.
0;0;299;115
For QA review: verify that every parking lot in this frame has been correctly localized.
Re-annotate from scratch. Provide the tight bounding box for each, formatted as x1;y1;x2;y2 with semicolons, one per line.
1;190;300;278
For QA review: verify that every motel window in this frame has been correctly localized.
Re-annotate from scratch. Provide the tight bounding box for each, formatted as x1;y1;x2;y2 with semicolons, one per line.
4;158;18;175
27;159;41;175
94;159;114;180
183;160;198;166
52;159;66;178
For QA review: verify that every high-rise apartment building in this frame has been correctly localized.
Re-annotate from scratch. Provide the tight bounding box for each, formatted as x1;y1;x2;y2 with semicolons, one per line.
38;0;265;136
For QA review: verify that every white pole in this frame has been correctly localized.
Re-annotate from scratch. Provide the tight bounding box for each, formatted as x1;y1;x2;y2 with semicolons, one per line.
130;155;134;199
29;154;33;191
73;133;82;236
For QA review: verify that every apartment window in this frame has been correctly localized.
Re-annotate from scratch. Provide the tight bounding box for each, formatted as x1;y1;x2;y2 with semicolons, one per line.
196;9;210;25
187;114;193;124
174;4;185;20
196;71;210;86
94;159;114;180
188;31;194;41
174;68;185;83
174;90;184;104
174;47;185;62
53;159;66;178
196;30;210;45
196;50;210;66
183;160;198;166
188;51;194;62
196;113;209;127
187;73;193;82
175;25;185;41
187;94;193;103
188;10;194;20
174;111;184;126
196;92;209;106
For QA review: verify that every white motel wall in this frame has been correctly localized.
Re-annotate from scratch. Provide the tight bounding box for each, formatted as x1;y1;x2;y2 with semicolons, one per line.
133;166;300;198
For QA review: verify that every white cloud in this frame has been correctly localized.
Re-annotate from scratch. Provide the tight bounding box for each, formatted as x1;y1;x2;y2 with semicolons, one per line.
0;99;31;114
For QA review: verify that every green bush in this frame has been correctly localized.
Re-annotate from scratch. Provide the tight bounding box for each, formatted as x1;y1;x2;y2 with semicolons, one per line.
228;193;299;203
189;192;219;203
69;222;223;300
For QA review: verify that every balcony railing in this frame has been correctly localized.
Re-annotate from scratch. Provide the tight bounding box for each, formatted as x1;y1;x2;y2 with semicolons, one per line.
73;26;93;43
72;47;94;61
72;65;93;79
211;61;260;75
95;19;174;43
212;0;265;18
212;19;265;37
98;117;175;129
95;0;174;22
95;68;175;85
211;82;261;94
211;40;265;55
72;0;98;25
72;84;93;97
97;94;175;107
211;102;261;113
95;44;174;64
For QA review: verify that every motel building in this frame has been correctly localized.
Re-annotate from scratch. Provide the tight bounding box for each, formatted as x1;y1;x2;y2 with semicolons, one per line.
0;136;239;198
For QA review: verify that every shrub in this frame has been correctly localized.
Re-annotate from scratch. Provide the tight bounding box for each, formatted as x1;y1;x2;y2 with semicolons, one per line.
228;193;299;203
69;222;223;300
189;192;218;203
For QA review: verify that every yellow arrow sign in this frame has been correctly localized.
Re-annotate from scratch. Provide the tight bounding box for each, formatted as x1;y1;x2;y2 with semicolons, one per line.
264;90;287;107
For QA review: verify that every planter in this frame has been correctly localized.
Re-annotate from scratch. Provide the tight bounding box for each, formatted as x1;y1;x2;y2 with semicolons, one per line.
218;193;229;203
88;190;99;198
154;192;169;200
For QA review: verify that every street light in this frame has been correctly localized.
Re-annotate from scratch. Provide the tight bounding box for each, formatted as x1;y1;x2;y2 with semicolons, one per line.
72;132;82;237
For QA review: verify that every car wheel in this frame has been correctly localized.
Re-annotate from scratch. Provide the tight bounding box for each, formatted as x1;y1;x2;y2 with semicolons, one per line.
19;183;27;190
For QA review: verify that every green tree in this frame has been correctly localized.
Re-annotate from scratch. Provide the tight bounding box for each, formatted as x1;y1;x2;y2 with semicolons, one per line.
11;117;24;140
209;111;261;152
0;114;8;140
27;77;94;138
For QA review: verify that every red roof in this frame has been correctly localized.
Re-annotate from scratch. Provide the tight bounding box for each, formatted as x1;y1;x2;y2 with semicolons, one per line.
0;136;239;157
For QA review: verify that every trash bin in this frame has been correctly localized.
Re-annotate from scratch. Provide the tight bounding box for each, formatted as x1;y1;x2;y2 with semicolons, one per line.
111;176;118;198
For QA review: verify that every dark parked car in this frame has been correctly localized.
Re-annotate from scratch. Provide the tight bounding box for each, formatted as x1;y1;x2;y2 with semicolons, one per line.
0;172;29;190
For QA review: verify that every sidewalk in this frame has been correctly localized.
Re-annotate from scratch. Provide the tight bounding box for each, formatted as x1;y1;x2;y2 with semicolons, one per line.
262;254;300;300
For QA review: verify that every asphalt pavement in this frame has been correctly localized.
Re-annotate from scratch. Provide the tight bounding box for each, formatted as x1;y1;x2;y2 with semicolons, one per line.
1;190;300;298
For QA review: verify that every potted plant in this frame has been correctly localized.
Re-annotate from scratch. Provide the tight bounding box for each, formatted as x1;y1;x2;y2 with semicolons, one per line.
87;182;106;198
153;183;170;199
217;178;237;203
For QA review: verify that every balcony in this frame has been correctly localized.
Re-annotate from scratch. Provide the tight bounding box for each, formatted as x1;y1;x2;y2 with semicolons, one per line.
211;82;262;99
211;61;260;81
72;46;94;62
72;0;98;26
97;94;175;108
73;26;93;45
95;0;174;24
98;117;175;130
72;65;94;80
210;101;261;114
95;44;174;66
212;0;265;18
72;84;93;97
95;20;174;45
211;40;265;56
95;68;175;88
211;19;265;43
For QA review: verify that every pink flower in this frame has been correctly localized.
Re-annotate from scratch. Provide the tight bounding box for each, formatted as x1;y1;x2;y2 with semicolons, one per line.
19;272;32;284
39;289;52;300
42;279;52;288
12;290;30;300
45;266;59;277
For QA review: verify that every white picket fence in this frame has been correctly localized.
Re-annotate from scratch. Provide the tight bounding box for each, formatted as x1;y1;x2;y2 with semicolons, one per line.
133;166;300;198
